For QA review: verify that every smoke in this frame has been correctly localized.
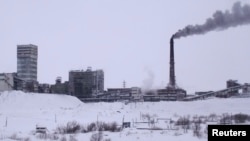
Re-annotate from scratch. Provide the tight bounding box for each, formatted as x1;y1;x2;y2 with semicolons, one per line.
141;67;155;92
173;2;250;39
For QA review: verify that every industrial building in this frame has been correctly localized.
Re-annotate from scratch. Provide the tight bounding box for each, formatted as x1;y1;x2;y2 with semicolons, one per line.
0;73;15;92
80;87;142;102
107;87;142;100
17;44;38;82
226;79;241;96
17;44;38;92
0;73;26;92
69;67;104;98
0;44;39;93
2;42;250;102
50;77;69;94
38;83;51;93
77;36;188;102
131;87;143;101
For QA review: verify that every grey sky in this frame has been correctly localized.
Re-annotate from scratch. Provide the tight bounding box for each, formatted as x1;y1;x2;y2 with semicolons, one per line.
1;0;250;94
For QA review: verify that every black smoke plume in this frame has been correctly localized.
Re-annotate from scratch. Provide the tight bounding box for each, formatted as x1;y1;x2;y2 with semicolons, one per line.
173;2;250;39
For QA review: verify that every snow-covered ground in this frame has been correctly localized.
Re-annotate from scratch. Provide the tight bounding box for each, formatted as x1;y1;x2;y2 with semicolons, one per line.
0;91;249;141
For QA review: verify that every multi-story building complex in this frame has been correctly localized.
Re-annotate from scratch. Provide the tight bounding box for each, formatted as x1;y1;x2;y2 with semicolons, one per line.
69;67;104;98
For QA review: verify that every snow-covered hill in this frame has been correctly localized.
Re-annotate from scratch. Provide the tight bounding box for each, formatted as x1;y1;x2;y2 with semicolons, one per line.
0;91;249;141
0;91;83;111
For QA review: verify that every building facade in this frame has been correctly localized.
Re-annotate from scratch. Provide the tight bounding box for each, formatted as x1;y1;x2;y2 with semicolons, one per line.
0;73;26;92
0;73;15;92
17;44;38;82
69;67;104;98
80;87;142;102
131;87;142;101
38;83;51;93
50;77;69;94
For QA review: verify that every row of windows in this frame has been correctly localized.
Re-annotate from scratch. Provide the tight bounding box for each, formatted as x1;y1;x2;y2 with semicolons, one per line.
17;58;37;63
18;75;37;79
17;69;37;73
17;47;37;52
17;65;37;69
17;50;37;54
17;71;37;74
18;76;37;80
18;72;37;76
17;67;37;71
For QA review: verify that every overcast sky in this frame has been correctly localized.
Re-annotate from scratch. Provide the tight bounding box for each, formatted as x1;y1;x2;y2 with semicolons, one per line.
1;0;250;94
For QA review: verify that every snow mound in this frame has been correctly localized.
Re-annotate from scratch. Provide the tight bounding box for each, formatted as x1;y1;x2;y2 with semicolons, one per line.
0;91;84;112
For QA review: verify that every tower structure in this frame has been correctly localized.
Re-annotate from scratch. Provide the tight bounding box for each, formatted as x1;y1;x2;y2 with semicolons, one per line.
17;44;38;82
156;36;186;101
169;37;176;88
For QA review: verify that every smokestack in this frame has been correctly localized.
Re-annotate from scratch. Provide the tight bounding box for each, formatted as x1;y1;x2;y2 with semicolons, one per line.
168;36;176;88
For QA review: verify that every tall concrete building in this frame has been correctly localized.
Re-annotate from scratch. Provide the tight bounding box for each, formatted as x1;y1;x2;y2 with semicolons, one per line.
69;67;104;98
17;44;38;82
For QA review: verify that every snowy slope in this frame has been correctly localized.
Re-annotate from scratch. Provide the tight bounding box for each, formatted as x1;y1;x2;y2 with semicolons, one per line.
0;91;83;111
0;91;250;141
0;91;84;134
